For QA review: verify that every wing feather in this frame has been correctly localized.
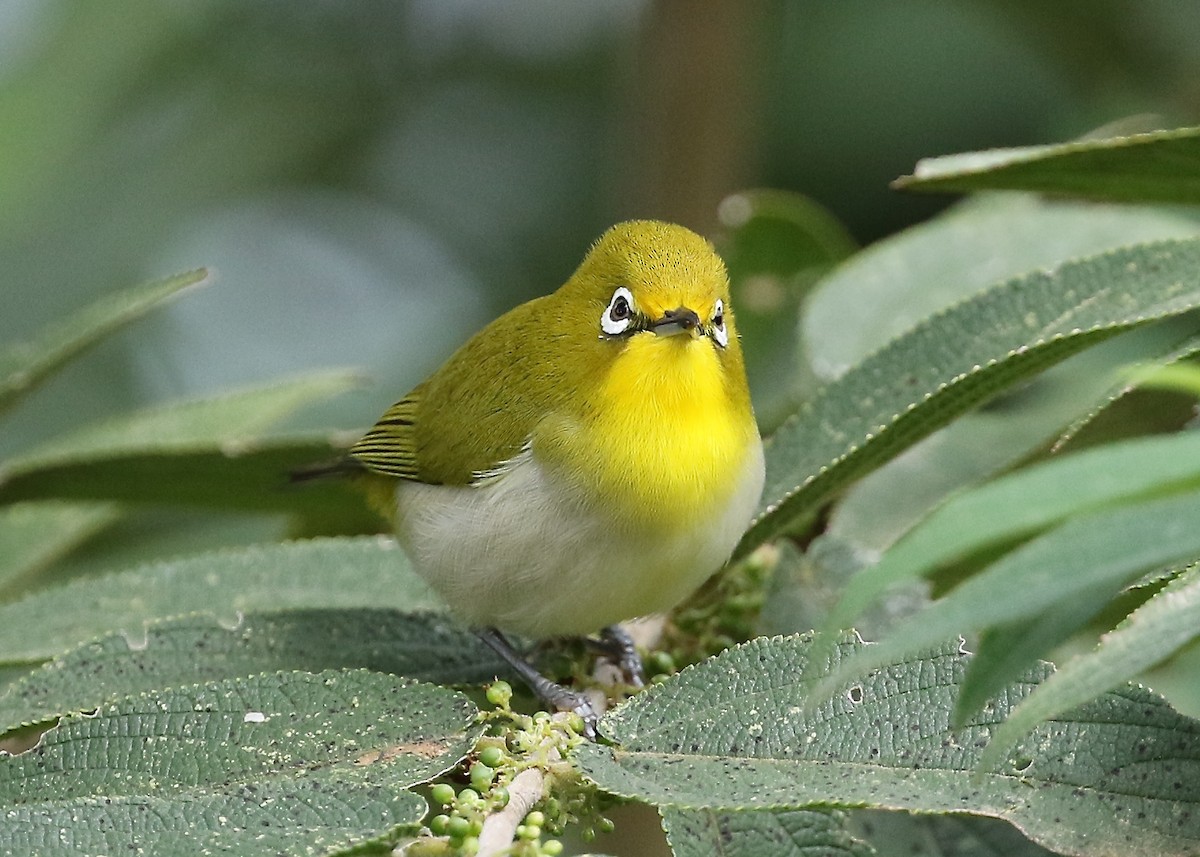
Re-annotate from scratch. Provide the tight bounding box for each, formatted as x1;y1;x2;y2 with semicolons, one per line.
349;395;421;479
349;293;598;486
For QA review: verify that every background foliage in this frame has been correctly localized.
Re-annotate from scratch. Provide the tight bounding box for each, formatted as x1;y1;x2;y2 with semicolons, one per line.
4;3;1200;856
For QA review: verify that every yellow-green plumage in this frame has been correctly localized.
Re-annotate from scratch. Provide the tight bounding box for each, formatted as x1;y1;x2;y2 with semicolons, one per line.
351;220;764;637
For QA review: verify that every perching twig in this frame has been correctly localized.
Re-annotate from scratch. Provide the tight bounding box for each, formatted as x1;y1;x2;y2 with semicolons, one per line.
476;766;547;857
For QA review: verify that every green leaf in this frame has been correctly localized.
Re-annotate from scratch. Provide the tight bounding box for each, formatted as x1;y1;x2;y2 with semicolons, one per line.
0;536;444;664
847;811;1062;857
801;193;1200;555
0;669;478;856
740;238;1200;558
952;584;1117;729
894;126;1200;204
0;608;505;732
663;807;874;857
0;430;371;523
2;369;358;467
823;430;1200;636
814;489;1200;705
829;321;1200;554
0;269;209;415
719;189;858;275
576;635;1200;857
0;373;374;525
802;194;1200;379
0;500;120;599
980;563;1200;772
1131;360;1200;397
1;779;426;857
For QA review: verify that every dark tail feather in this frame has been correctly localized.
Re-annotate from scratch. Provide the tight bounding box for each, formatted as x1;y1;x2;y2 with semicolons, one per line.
289;457;365;484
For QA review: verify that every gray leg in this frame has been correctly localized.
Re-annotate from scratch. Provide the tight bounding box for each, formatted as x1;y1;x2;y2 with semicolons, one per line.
476;627;599;739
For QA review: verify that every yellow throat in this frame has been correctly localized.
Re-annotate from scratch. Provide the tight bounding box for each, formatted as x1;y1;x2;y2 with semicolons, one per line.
541;305;756;534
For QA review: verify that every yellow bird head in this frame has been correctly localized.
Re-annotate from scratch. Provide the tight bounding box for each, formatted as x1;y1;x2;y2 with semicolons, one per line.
566;220;737;354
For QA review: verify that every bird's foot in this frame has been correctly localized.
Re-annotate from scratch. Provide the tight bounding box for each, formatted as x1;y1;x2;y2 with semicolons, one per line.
594;624;646;689
476;627;601;739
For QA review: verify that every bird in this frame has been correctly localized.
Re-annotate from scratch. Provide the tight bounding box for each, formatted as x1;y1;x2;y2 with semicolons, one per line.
344;220;764;730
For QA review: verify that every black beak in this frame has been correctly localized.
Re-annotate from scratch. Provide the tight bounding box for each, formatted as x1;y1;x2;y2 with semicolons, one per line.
650;306;701;337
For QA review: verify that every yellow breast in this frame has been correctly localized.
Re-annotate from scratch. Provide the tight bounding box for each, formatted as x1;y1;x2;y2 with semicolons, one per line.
537;332;759;536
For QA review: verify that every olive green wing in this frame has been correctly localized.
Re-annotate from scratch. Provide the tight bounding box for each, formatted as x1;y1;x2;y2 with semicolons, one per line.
349;295;582;486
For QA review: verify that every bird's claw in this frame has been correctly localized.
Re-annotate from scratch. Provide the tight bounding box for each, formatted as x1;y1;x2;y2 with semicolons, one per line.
598;624;645;689
560;693;600;740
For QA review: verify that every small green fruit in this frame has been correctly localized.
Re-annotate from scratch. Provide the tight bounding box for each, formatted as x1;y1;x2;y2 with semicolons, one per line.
478;745;505;767
486;681;513;707
469;762;495;791
430;783;456;807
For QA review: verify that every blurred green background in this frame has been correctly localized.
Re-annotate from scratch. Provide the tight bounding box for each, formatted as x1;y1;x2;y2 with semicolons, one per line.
4;0;1200;452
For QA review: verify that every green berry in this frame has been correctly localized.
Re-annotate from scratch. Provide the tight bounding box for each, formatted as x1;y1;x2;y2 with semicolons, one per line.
458;788;481;805
478;745;505;768
447;816;471;839
429;814;450;836
647;650;675;674
525;811;545;828
430;783;456;807
469;762;495;791
542;840;564;856
598;817;615;833
486;681;513;707
491;786;510;808
460;835;480;855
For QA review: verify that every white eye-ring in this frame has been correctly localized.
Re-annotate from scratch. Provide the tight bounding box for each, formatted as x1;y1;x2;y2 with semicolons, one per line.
712;299;728;348
601;286;635;336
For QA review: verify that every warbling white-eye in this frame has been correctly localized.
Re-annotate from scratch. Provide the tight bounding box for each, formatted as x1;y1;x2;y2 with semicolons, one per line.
346;220;764;730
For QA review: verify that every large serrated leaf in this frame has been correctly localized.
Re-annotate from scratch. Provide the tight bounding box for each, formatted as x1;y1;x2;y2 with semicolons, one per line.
7;370;358;466
802;194;1200;379
739;238;1200;557
663;807;874;857
0;269;208;415
893;126;1200;204
979;563;1200;772
0;374;374;526
576;635;1200;857
823;430;1200;636
0;500;120;599
0;669;478;857
0;779;426;857
829;323;1200;554
801;193;1200;555
847;811;1062;857
0;536;442;664
813;489;1200;709
0;608;505;732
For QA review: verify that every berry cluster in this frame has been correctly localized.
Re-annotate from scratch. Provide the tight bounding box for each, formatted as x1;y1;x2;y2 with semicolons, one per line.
420;680;615;856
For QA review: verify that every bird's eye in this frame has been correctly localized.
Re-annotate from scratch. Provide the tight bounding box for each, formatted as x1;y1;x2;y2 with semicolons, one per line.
712;299;728;348
601;287;635;336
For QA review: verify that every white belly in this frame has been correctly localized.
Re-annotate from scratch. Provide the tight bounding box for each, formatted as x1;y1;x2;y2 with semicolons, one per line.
392;443;765;638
